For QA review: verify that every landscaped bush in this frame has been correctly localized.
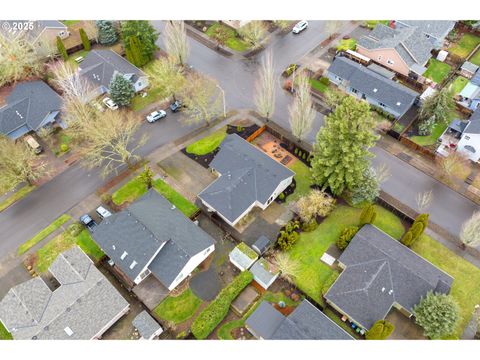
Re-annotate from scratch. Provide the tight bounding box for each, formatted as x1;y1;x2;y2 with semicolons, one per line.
336;226;359;250
302;219;318;233
359;204;377;227
319;77;330;86
366;320;395;340
60;143;69;153
277;220;301;251
68;222;84;237
191;271;253;339
278;193;285;201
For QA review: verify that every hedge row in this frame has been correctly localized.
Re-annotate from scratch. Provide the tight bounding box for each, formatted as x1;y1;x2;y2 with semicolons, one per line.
191;271;253;339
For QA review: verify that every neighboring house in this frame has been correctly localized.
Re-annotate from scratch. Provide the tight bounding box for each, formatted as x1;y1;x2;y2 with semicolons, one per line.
0;246;129;340
326;56;419;119
222;20;252;30
357;24;434;78
245;300;353;340
0;20;68;45
229;242;258;271
78;49;149;101
198;134;295;227
458;70;480;111
324;224;453;331
394;20;456;48
132;311;163;340
460;61;479;79
0;80;63;140
250;258;279;290
92;189;215;291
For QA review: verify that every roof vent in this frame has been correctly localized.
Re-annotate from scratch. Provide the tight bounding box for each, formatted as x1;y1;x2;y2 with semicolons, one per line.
373;88;378;93
112;245;116;251
396;102;401;106
64;327;73;337
171;205;176;210
130;261;137;269
388;289;393;295
121;251;128;260
381;287;385;292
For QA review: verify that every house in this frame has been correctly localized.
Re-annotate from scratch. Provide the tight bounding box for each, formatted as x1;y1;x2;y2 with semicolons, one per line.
92;189;215;291
229;242;258;271
245;300;353;340
0;20;68;46
252;235;271;256
357;24;434;78
0;247;129;340
458;73;480;111
250;258;279;290
393;20;456;48
222;21;252;30
324;224;453;331
198;134;295;227
0;80;63;140
78;50;149;100
460;61;479;79
132;311;163;340
326;56;419;119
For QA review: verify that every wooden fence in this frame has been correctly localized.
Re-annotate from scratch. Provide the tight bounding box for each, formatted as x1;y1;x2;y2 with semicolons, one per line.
399;136;437;159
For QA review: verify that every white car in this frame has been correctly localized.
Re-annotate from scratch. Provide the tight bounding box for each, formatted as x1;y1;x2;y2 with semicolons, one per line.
292;21;308;34
96;206;112;219
146;110;167;123
102;97;118;110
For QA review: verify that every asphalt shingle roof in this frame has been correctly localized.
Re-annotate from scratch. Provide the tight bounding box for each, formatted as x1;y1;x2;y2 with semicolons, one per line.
325;224;453;330
0;20;66;43
327;56;419;116
0;81;62;139
465;107;480;134
395;20;455;40
0;247;129;340
132;311;162;339
198;134;295;224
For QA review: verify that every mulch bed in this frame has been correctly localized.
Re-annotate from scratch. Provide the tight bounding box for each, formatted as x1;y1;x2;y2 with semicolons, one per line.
181;147;220;169
226;124;260;140
275;178;297;204
280;142;312;167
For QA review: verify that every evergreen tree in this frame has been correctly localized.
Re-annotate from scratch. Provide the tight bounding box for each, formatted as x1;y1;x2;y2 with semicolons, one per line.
139;165;154;189
365;320;395;340
359;204;377;227
126;35;147;67
350;167;379;205
401;231;414;247
79;28;91;51
310;96;378;195
96;20;118;45
336;226;359;250
109;74;135;107
56;36;68;60
121;20;159;64
419;86;455;126
401;214;429;247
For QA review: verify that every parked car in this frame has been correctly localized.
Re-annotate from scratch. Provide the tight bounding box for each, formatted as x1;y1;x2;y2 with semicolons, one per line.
24;135;43;154
170;100;182;112
95;206;112;219
103;97;118;110
80;214;97;231
146;110;167;123
292;21;308;34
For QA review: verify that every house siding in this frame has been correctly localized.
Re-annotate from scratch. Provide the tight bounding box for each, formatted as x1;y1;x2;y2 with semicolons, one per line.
356;46;411;77
457;132;480;162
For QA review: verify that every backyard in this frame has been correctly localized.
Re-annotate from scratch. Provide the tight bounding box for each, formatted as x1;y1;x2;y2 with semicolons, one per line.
309;78;329;93
424;59;452;84
186;127;227;155
449;33;480;59
451;76;469;94
409;110;460;147
0;321;12;340
286;159;314;203
154;288;203;325
205;23;250;52
470;49;480;66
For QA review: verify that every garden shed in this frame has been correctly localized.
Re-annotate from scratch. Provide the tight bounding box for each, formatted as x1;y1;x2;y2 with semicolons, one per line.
229;242;258;271
250;258;279;290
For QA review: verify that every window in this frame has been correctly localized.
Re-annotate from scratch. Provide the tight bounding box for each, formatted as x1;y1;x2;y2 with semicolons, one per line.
204;247;211;255
387;59;395;65
378;55;383;61
351;88;358;94
139;269;151;280
464;136;470;140
379;102;386;107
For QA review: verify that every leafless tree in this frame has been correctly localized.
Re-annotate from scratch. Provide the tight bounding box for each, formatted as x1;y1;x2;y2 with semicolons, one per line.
374;163;391;184
254;51;276;120
238;21;267;49
288;73;316;141
416;190;433;212
325;20;343;39
296;189;336;223
48;61;93;103
436;152;472;186
82;20;99;43
145;56;186;101
164;20;189;66
273;20;291;31
272;252;300;283
460;211;480;248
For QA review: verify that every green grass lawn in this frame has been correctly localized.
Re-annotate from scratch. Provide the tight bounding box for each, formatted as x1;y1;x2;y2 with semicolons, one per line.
131;87;166;112
365;20;390;29
205;23;250;52
112;176;198;217
62;20;80;26
449;33;480;59
412;234;480;338
451;76;469;94
309;78;329;93
18;214;71;255
424;59;452;83
0;321;12;340
336;38;357;51
470;49;480;66
154;288;202;324
410;110;459;147
66;49;90;69
286;205;404;305
34;229;104;273
186;127;227;155
0;185;35;213
286;160;314;203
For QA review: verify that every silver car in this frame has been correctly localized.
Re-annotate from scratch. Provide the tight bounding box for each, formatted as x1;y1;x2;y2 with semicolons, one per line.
292;20;308;34
96;206;112;219
146;110;167;123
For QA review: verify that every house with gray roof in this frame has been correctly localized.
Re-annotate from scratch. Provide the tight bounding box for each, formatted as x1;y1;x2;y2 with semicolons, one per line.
92;189;215;291
0;246;129;340
460;61;479;79
0;80;63;139
245;300;353;340
453;108;480;162
357;23;434;78
326;56;419;119
324;224;453;331
394;20;456;48
198;134;295;227
0;20;68;45
132;311;163;340
78;50;149;100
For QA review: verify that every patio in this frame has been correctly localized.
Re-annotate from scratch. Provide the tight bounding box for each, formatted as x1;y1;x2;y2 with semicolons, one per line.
385;309;426;340
252;132;295;167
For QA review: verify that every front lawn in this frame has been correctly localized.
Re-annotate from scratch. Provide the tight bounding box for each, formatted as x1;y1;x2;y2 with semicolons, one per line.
0;185;35;213
34;229;104;273
470;49;480;66
154;288;202;325
285;205;404;305
410;122;448;147
62;20;80;26
18;214;71;255
365;20;390;29
112;176;147;205
0;321;12;340
131;87;166;112
205;23;250;52
309;78;329;93
336;38;357;51
186;127;227;155
449;33;480;59
424;59;452;83
451;76;469;94
286;160;314;202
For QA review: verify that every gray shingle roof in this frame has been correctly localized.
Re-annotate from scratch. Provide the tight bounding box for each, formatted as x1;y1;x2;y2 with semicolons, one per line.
395;20;455;40
465;108;480;134
0;20;66;43
198;134;295;224
132;311;162;339
461;61;479;74
328;56;419;116
252;235;271;255
0;246;129;340
358;24;434;68
78;50;145;90
92;190;214;287
250;258;278;288
246;300;353;340
325;224;453;330
0;81;62;139
471;70;480;86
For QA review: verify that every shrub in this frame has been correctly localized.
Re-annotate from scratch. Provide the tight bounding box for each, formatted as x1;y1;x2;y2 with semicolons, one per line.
336;226;359;250
302;152;307;160
359;204;377;226
56;36;68;60
294;148;299;155
79;28;91;51
278;193;285;200
277;230;299;251
176;330;188;339
319;77;330;86
302;218;318;232
296;189;336;223
60;143;69;153
366;320;395;340
401;230;413;247
402;214;429;247
101;193;112;205
191;271;253;339
68;222;83;237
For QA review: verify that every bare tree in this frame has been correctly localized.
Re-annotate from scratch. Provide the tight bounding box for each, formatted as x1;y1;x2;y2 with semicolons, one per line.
238;21;267;49
273;20;291;31
48;61;93;103
416;190;433;212
0;135;47;192
460;212;480;248
374;163;391;184
179;73;223;126
145;56;186;101
325;20;343;39
296;189;336;223
254;51;276;120
82;20;99;43
436;152;472;187
288;73;316;141
164;20;189;66
272;252;300;283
